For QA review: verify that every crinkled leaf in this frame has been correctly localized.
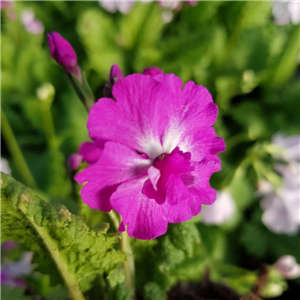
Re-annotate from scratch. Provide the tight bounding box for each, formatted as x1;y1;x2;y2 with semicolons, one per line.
1;173;126;293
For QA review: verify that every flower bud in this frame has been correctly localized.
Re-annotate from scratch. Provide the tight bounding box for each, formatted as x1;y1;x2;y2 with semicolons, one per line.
67;154;83;172
109;64;124;86
47;32;78;70
104;64;124;97
36;83;55;103
142;67;164;77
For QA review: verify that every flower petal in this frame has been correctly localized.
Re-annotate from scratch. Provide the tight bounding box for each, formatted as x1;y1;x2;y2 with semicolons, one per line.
88;75;172;159
179;128;226;161
75;142;151;211
78;142;103;164
111;178;168;240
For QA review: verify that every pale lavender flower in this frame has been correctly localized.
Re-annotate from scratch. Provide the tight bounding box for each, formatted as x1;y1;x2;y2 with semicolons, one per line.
272;1;300;25
272;133;300;162
274;255;300;279
1;252;33;288
1;157;11;175
99;0;135;14
259;134;300;235
201;191;236;225
21;10;44;34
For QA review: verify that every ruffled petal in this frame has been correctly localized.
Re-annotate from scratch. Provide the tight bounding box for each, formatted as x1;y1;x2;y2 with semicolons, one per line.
75;142;151;211
111;178;168;240
88;74;172;159
179;128;226;161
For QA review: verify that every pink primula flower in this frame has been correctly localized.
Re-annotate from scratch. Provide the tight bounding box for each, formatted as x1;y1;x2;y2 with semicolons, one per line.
76;73;225;240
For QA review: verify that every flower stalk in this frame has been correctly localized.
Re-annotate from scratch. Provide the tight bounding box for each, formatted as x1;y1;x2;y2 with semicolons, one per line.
1;110;36;188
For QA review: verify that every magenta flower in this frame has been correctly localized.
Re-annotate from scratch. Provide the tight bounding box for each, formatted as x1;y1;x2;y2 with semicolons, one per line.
76;73;225;240
47;32;78;71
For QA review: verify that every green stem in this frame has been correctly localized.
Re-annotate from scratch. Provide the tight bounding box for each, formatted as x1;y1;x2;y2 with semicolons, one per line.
121;231;135;291
1;110;36;188
108;210;135;291
18;202;85;300
216;2;250;69
40;103;57;151
108;210;121;231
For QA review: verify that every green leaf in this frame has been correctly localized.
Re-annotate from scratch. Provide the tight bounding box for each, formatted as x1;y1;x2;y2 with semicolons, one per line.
107;269;125;288
270;25;300;88
144;282;166;300
1;286;31;300
1;172;126;299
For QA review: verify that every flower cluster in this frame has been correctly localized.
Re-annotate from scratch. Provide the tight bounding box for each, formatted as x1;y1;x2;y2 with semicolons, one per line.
76;67;225;240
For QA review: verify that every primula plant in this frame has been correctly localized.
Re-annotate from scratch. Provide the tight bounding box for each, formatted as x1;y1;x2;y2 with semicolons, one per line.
1;1;300;300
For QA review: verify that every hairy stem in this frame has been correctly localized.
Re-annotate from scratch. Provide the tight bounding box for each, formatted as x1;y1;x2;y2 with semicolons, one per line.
121;231;135;291
1;110;36;188
108;210;135;291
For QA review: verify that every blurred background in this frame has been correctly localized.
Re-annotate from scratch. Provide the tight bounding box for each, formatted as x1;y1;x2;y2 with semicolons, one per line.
1;1;300;299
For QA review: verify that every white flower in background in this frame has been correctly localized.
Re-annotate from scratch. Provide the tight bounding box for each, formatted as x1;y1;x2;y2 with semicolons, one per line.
201;191;236;225
274;255;300;279
98;0;135;14
259;133;300;235
272;1;300;25
272;133;300;162
1;157;11;175
21;10;44;34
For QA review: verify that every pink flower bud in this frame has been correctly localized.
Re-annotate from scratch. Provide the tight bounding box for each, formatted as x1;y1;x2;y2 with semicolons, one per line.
142;67;164;77
109;64;124;86
67;154;83;171
104;64;124;97
47;32;78;70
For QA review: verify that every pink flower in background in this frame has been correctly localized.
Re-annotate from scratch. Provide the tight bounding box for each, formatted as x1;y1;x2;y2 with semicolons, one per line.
272;1;300;25
2;241;18;251
0;0;10;9
274;255;300;279
201;191;236;225
76;73;225;239
21;10;44;34
98;0;135;14
1;0;17;20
